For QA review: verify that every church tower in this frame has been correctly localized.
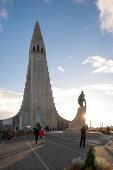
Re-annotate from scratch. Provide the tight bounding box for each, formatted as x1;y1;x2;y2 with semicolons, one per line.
19;21;58;129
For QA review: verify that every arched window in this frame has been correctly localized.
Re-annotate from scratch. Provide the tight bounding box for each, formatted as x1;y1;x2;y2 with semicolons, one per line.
41;47;43;53
33;46;35;52
37;45;39;52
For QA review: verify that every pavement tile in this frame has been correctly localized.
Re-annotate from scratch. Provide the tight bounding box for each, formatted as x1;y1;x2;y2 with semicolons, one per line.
0;132;113;170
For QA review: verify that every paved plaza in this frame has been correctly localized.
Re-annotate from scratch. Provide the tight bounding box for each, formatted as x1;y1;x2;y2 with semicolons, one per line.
0;131;113;170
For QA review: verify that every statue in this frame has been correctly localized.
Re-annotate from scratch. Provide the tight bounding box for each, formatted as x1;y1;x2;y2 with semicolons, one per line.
78;91;86;107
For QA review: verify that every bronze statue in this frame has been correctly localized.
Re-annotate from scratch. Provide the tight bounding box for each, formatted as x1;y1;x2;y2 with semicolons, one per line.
78;91;86;107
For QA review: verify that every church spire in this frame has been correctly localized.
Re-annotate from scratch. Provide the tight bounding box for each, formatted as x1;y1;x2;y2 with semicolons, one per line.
30;21;45;53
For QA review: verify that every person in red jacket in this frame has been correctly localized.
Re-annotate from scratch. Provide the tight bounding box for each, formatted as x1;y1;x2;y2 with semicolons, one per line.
39;128;45;143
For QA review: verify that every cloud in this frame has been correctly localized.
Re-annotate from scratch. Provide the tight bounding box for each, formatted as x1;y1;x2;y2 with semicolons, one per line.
83;83;113;95
52;87;80;120
44;0;49;2
0;0;13;4
52;87;79;101
83;55;113;73
84;26;89;30
73;0;86;3
0;0;13;32
96;0;113;34
57;66;65;72
109;103;113;106
84;83;113;91
0;8;8;19
42;0;50;2
68;54;74;58
0;89;23;120
73;0;86;4
0;23;3;32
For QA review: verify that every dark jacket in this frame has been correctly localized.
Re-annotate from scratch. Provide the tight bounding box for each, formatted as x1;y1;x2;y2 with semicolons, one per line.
34;128;39;137
81;126;88;138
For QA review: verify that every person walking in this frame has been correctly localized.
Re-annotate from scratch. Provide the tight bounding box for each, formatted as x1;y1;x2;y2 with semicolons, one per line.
34;127;40;144
80;125;88;147
106;126;110;135
39;128;45;143
47;126;50;132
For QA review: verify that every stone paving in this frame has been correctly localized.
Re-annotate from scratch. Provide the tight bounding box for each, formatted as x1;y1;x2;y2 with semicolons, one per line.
0;132;113;170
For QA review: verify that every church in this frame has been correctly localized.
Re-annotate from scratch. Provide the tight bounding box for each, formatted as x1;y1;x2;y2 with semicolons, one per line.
0;21;69;130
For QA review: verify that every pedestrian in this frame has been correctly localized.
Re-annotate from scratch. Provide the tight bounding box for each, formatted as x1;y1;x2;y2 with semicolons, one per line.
47;126;50;132
106;126;110;135
39;128;45;143
45;126;48;132
33;127;39;144
80;125;88;147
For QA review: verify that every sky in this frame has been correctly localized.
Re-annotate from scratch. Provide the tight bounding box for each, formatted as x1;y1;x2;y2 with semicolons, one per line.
0;0;113;127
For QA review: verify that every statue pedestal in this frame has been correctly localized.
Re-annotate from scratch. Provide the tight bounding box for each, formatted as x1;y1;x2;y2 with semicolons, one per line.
69;106;86;131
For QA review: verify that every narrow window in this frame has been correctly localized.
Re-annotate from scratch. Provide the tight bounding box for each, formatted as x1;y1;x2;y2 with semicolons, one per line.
41;47;43;53
37;45;39;52
33;46;35;52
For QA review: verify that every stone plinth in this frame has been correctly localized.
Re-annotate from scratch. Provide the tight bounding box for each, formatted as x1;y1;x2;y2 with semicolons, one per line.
69;106;86;131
